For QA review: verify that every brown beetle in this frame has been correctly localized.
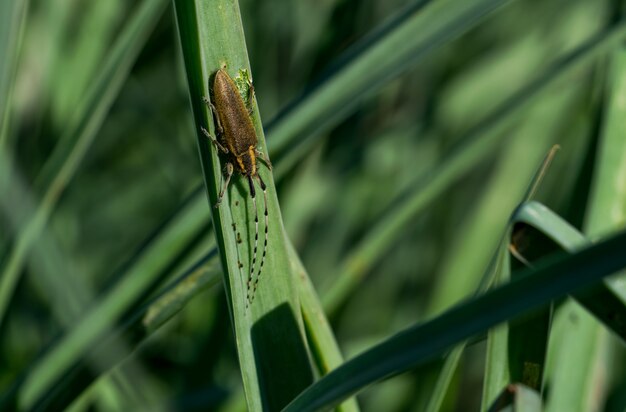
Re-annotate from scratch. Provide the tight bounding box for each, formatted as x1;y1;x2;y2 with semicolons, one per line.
201;68;272;307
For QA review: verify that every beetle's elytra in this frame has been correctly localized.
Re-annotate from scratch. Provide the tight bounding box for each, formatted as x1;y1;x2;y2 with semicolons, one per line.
201;68;271;308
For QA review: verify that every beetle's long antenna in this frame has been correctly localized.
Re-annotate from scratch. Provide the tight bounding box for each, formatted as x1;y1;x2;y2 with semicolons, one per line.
246;175;258;308
249;175;268;305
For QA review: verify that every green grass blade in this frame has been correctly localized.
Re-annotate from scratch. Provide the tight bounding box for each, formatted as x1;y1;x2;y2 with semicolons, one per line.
0;0;169;330
586;47;626;239
510;201;626;411
515;201;626;340
423;347;464;412
142;261;222;334
479;244;512;410
287;241;360;412
545;302;607;412
546;45;626;410
506;200;626;407
514;202;587;251
284;228;626;412
174;1;314;409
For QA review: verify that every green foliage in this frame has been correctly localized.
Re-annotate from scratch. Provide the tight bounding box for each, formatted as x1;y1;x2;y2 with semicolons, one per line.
2;0;626;411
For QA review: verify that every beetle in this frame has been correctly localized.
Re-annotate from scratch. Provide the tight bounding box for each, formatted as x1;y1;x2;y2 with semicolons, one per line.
201;68;272;307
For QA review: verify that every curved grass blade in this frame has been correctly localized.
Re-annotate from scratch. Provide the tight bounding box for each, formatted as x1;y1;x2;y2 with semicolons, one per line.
515;201;626;340
284;228;626;412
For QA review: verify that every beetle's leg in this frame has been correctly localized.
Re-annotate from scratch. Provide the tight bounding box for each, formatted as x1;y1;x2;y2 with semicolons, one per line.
210;103;224;135
255;149;272;171
215;162;234;208
202;96;224;135
201;127;229;154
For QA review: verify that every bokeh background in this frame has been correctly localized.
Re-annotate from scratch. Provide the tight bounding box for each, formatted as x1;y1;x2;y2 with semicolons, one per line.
1;0;624;410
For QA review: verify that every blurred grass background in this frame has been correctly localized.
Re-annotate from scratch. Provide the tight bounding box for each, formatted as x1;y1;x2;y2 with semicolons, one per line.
1;0;625;410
